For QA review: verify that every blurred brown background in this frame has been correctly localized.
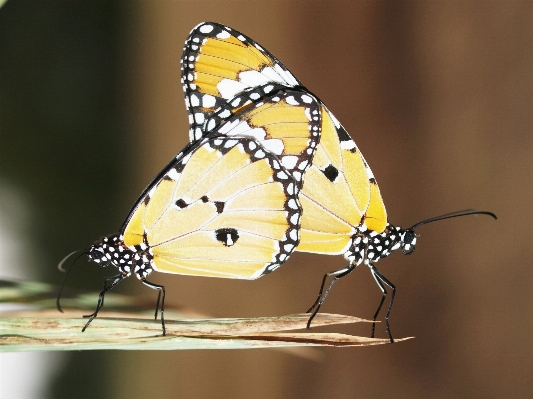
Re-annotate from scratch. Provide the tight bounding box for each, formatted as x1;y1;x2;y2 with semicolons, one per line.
1;1;532;398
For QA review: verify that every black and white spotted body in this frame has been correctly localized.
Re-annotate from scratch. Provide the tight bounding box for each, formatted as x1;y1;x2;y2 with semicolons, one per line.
344;223;418;267
88;233;156;280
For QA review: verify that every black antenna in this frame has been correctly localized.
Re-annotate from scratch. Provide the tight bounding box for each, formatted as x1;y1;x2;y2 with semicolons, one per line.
410;209;497;230
56;249;88;312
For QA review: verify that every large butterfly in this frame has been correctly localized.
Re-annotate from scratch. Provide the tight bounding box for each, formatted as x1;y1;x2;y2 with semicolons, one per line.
180;22;496;342
59;59;324;334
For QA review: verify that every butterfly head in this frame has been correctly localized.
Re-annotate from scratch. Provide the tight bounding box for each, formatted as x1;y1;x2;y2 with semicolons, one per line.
88;245;106;264
391;209;499;259
347;210;496;265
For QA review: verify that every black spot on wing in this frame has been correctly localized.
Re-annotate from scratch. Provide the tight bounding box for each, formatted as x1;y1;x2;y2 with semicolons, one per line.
214;201;225;213
215;228;239;247
322;164;339;182
336;125;351;143
201;195;209;203
175;199;188;208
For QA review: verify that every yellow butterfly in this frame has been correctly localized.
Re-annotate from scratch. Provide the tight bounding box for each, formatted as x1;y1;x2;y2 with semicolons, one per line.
59;127;317;334
181;22;496;342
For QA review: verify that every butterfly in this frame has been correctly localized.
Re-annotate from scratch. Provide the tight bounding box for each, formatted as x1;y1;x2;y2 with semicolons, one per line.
58;119;318;335
180;22;496;342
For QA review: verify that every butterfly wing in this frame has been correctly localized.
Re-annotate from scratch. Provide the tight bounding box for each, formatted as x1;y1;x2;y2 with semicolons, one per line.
181;22;301;141
181;22;388;255
204;87;321;187
297;107;387;255
121;136;300;279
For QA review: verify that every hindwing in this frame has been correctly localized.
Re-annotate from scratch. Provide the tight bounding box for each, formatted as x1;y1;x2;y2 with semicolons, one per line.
121;136;300;279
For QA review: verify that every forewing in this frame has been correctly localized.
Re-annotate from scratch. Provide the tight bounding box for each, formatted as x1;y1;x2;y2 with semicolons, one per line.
181;22;301;140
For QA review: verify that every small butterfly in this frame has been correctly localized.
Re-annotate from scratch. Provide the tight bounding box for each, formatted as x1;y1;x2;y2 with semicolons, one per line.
180;22;497;342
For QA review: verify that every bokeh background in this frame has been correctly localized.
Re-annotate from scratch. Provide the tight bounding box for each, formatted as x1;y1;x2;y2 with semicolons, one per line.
1;1;532;398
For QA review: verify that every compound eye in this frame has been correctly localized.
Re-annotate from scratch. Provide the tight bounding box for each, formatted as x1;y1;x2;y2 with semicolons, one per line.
403;230;416;245
401;229;417;255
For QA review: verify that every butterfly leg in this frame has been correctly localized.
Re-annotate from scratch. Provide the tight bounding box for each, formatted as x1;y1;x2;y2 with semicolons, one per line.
88;272;119;316
369;274;386;339
306;264;356;329
140;278;166;336
369;263;396;343
82;273;125;332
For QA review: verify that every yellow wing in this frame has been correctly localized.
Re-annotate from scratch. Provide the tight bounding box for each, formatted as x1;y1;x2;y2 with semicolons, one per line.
298;107;387;255
122;137;300;279
181;22;301;140
204;88;321;187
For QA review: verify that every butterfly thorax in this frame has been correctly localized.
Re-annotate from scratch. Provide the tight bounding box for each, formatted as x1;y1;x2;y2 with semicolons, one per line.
344;223;418;266
88;233;155;280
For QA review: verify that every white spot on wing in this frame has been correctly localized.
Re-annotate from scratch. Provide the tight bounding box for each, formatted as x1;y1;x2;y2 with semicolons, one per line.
202;94;216;108
190;94;200;107
281;155;299;170
166;168;180;181
147;185;157;199
199;24;214;33
284;244;294;252
194;112;205;124
217;79;248;99
301;94;313;104
290;229;298;240
218;109;231;119
239;70;270;87
289;212;299;225
287;183;295;195
297;160;308;170
206;119;216;131
261;67;286;85
277;171;288;180
216;30;231;39
223;139;238;148
285;96;299;106
232;123;269;143
262;139;284;155
340;140;356;150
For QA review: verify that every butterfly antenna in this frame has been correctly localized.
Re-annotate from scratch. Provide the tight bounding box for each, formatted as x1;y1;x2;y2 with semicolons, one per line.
56;249;89;313
409;209;497;230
